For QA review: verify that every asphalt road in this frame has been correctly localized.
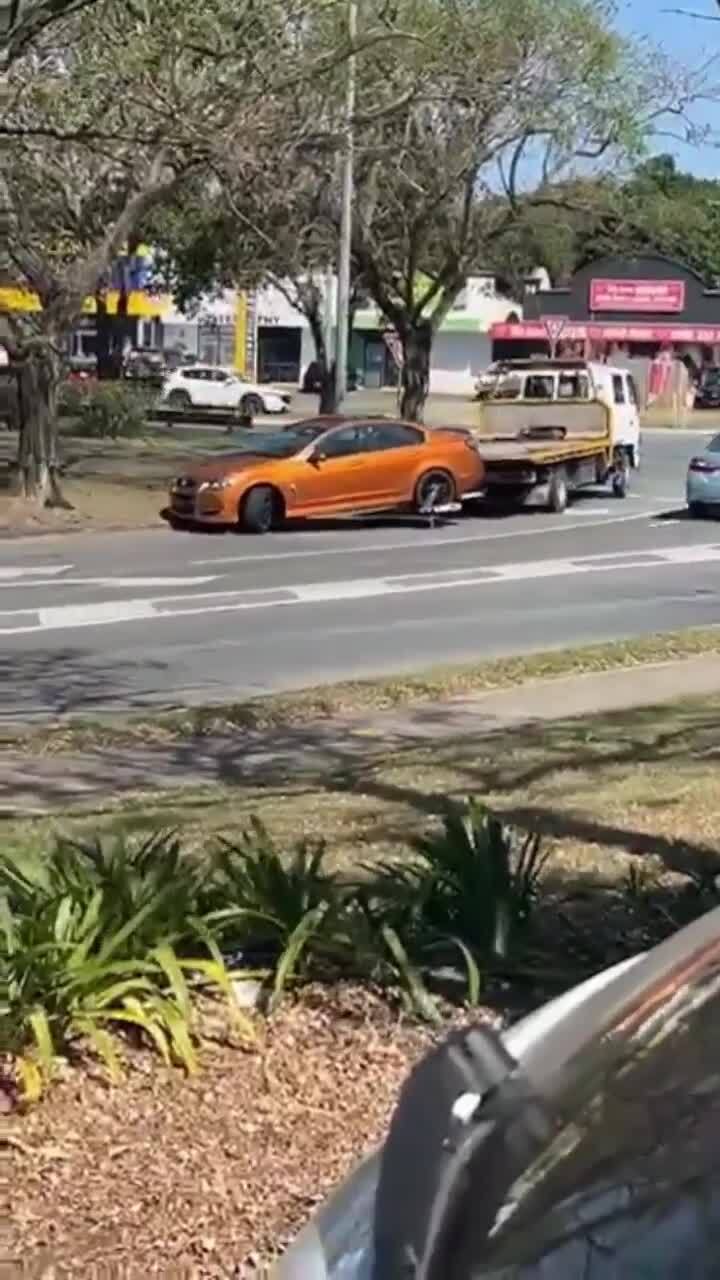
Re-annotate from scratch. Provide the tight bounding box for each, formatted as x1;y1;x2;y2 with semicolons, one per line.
1;429;719;720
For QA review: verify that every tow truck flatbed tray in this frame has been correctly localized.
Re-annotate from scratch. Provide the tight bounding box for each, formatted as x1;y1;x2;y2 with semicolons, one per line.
472;433;608;465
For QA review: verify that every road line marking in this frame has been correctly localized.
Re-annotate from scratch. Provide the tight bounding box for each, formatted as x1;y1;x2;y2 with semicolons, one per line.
0;565;72;581
190;510;653;567
3;541;720;636
0;575;219;591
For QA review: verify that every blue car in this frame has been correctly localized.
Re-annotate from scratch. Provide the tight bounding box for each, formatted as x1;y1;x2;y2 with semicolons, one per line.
687;433;720;516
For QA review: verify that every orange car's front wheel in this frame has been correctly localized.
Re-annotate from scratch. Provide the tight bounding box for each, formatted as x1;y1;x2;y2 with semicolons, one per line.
238;484;284;534
414;469;457;514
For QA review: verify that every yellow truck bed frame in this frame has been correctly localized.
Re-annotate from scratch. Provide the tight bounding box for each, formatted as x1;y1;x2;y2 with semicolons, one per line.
468;399;626;511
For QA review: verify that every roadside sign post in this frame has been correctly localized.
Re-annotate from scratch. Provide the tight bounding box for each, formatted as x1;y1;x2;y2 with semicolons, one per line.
542;316;567;358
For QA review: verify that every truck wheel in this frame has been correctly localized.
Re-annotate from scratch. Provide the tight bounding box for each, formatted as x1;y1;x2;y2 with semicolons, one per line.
612;467;628;499
239;485;282;534
548;469;568;514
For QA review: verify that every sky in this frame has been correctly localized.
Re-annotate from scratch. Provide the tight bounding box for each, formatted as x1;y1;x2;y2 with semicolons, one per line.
616;0;720;176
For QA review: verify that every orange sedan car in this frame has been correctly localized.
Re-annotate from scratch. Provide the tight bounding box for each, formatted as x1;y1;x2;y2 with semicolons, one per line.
165;415;485;533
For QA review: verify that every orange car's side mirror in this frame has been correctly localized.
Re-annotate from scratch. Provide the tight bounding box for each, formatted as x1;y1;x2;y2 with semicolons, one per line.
309;449;326;465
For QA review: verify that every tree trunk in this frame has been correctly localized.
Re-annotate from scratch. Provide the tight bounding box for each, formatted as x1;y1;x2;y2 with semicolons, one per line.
16;341;70;507
399;322;432;422
319;362;337;413
307;310;337;414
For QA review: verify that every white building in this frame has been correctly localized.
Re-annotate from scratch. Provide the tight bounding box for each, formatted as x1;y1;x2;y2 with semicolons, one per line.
352;276;520;395
159;274;520;395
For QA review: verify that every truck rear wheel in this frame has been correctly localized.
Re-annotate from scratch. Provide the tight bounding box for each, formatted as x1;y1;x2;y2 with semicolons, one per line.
548;469;568;514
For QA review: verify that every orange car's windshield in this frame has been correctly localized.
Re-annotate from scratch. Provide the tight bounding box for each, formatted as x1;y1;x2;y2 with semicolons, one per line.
221;421;328;460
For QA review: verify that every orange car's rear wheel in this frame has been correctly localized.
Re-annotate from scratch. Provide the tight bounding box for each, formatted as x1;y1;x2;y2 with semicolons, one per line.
414;468;457;513
238;484;284;534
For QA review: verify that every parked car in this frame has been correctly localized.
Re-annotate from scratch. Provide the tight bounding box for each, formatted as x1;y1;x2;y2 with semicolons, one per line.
165;414;484;532
123;347;167;386
302;361;359;394
161;365;291;415
694;366;720;409
686;432;720;516
274;903;720;1278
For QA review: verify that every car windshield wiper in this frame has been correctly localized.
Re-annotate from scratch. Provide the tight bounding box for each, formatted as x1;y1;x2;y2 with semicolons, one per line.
371;1023;556;1279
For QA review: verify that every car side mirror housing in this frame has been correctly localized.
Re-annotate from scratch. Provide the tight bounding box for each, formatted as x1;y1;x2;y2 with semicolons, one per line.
309;449;326;465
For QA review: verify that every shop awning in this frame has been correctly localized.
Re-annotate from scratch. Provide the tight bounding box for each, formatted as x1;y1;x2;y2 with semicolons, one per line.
0;286;172;318
490;322;720;343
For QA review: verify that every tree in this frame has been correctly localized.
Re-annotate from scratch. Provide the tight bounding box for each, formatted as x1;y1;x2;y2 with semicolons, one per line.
496;157;720;292
150;164;365;413
338;0;679;420
0;0;351;502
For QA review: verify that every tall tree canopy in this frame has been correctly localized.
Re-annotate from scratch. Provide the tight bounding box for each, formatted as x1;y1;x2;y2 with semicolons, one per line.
156;0;679;420
0;0;353;500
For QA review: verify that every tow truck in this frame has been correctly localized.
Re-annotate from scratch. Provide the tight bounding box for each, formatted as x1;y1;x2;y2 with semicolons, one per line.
468;358;641;513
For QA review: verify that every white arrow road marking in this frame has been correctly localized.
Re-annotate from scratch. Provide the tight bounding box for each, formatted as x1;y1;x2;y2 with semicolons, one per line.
1;542;720;636
0;565;73;581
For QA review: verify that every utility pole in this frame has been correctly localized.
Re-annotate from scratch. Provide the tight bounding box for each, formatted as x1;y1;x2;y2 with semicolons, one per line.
334;0;357;411
323;263;335;372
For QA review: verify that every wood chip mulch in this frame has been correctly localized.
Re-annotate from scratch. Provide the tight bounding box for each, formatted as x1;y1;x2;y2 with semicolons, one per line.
4;985;499;1277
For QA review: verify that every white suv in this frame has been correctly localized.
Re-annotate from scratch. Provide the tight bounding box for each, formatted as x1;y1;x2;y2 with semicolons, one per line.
161;365;291;415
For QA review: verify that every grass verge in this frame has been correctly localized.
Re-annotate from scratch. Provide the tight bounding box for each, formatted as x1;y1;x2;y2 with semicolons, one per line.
4;626;720;754
5;688;720;897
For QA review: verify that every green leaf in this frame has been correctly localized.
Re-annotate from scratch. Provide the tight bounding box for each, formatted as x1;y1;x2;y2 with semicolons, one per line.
380;925;441;1026
154;944;191;1020
28;1008;55;1077
447;936;482;1008
270;903;327;1013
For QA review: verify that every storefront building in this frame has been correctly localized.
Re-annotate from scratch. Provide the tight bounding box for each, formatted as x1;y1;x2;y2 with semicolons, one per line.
490;254;720;378
353;275;520;395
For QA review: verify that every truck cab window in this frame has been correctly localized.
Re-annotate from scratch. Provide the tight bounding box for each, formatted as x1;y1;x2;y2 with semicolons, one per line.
525;376;555;400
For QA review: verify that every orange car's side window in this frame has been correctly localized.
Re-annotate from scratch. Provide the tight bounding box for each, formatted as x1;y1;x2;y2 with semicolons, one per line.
321;427;370;459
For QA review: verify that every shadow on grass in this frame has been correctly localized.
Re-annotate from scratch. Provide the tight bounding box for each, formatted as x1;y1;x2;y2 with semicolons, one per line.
2;647;720;900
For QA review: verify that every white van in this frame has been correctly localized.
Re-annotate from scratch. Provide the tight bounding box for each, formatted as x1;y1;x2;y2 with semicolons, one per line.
483;360;641;468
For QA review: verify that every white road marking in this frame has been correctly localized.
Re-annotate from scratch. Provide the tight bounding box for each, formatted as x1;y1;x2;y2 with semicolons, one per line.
0;564;72;580
2;541;720;636
190;510;654;568
0;575;218;591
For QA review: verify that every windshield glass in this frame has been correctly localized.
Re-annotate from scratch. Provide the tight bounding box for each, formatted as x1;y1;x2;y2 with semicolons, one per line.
468;939;720;1276
220;420;327;459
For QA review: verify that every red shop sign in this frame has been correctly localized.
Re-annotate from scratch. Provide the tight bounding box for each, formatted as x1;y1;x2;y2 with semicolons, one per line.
489;321;720;342
589;278;686;313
